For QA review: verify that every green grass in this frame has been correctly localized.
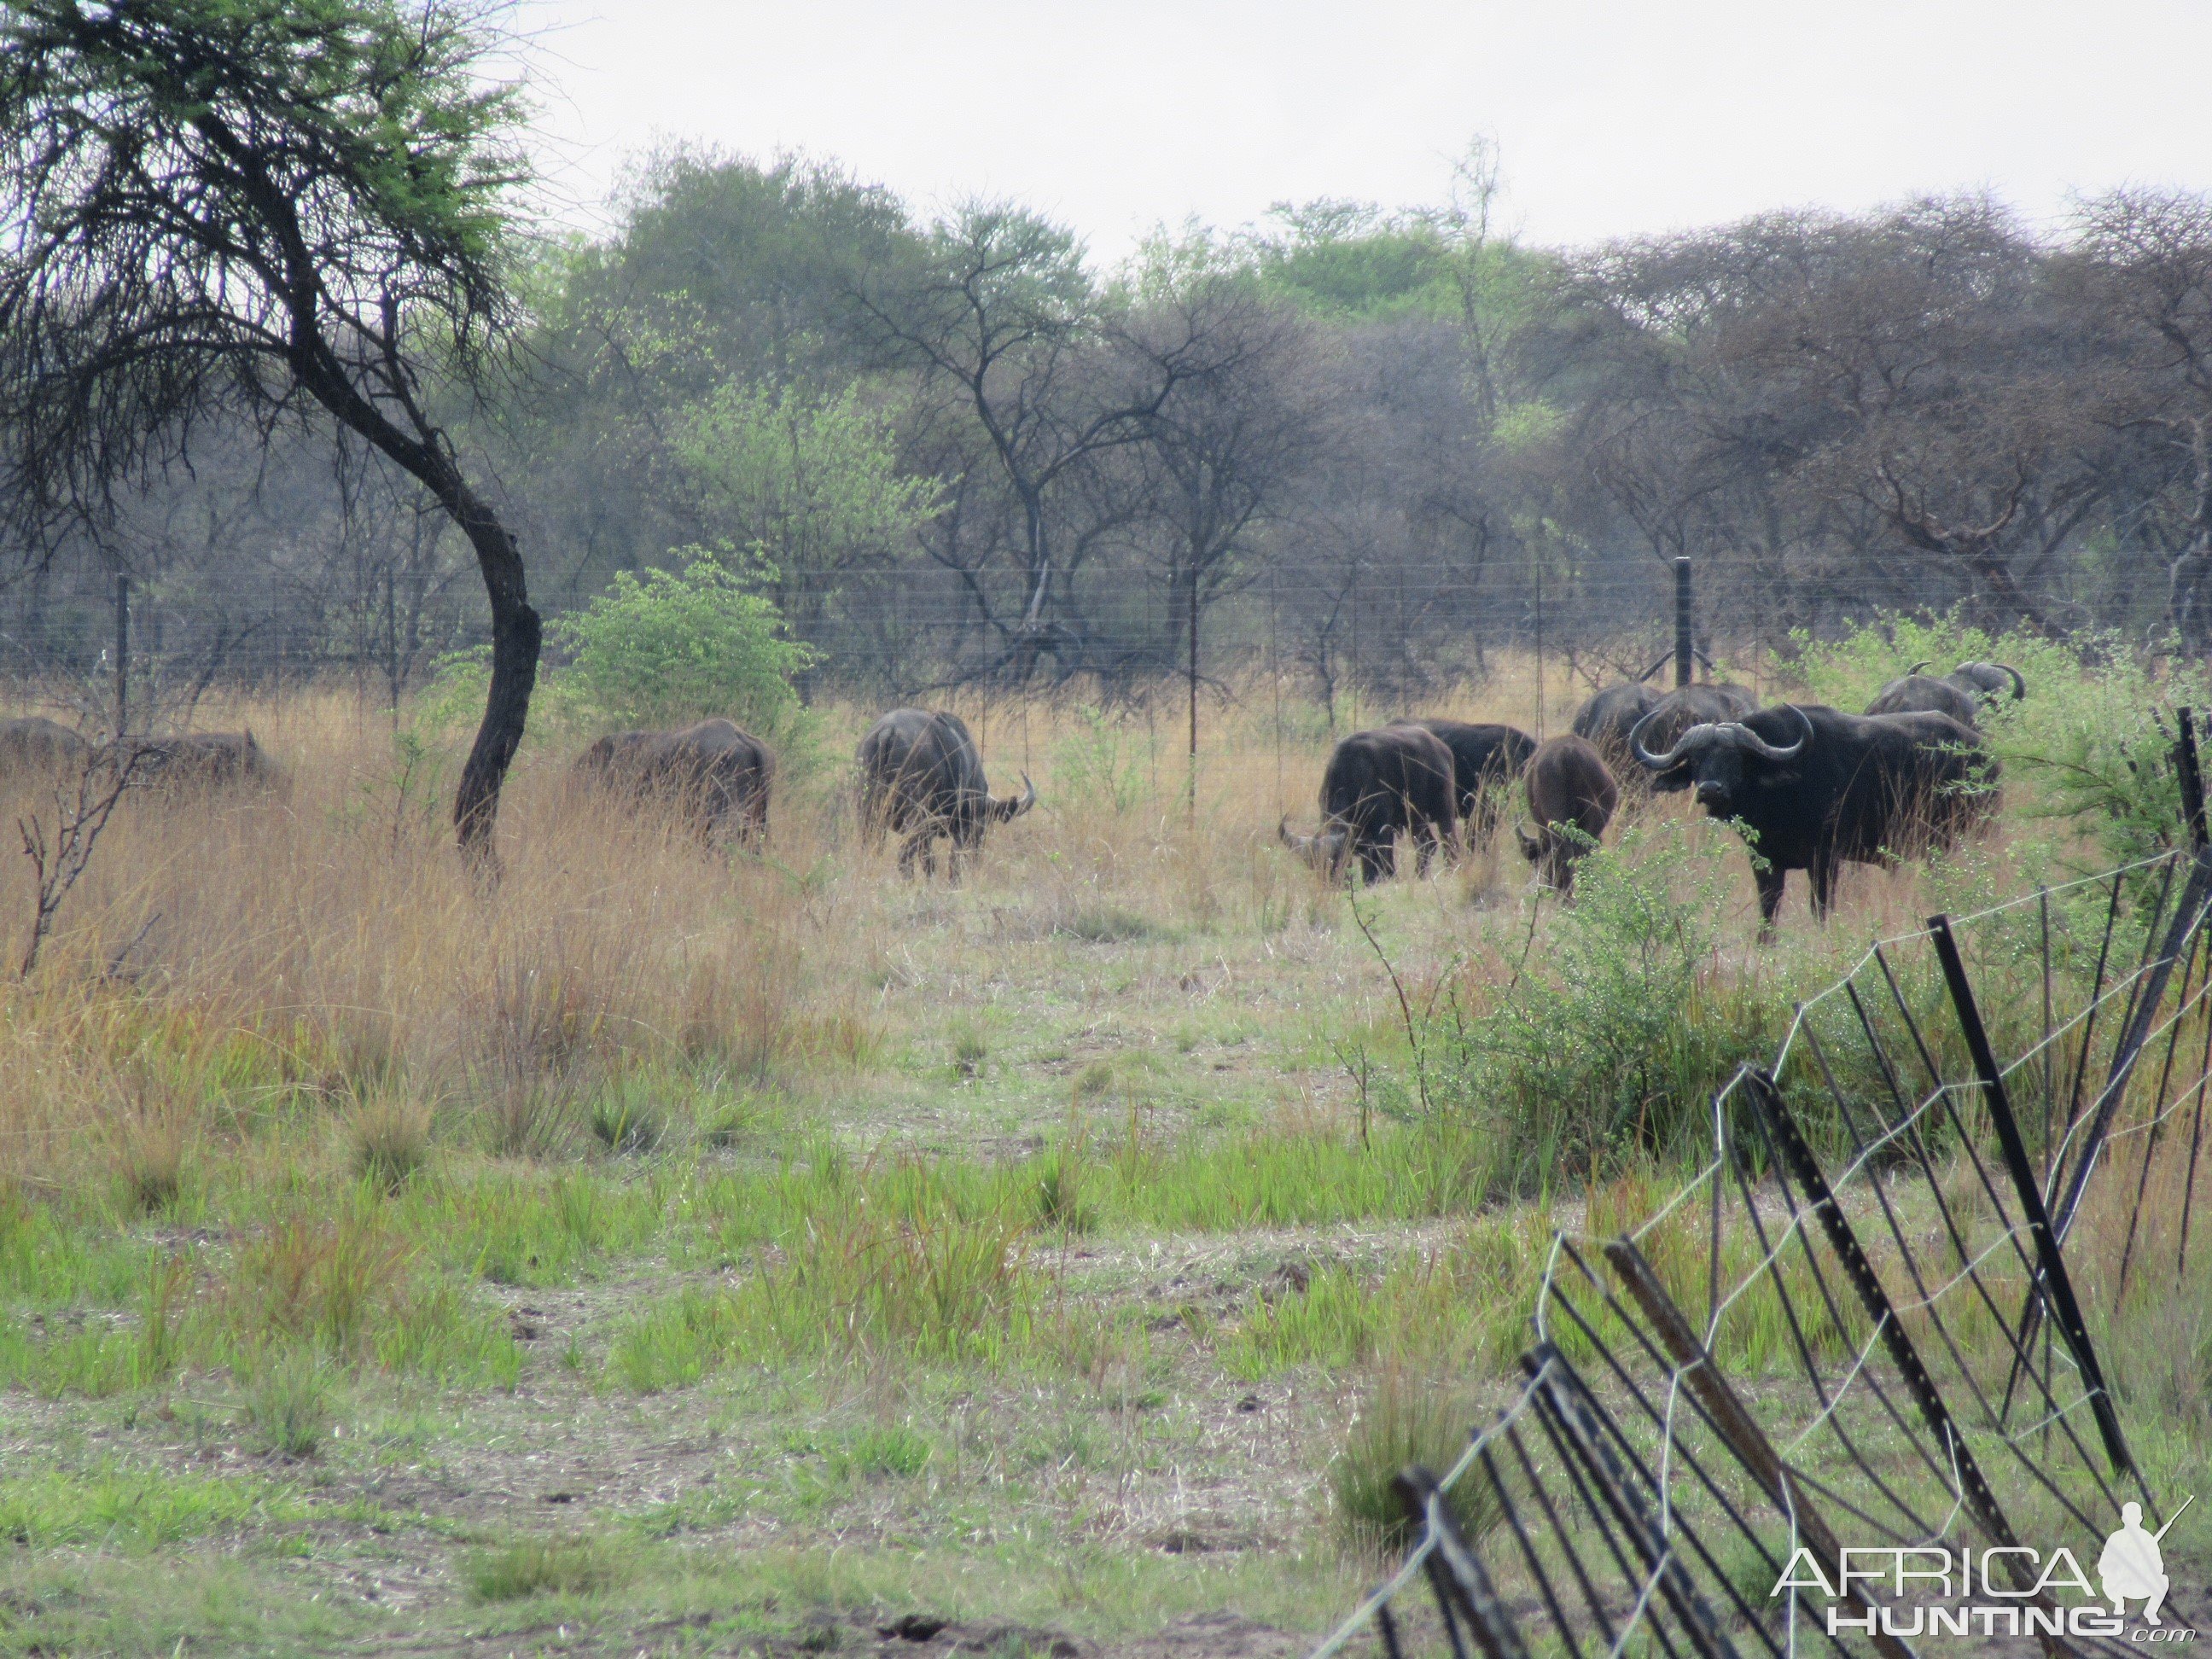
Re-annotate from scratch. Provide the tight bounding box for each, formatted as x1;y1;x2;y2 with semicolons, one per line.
0;1465;311;1551
466;1534;634;1602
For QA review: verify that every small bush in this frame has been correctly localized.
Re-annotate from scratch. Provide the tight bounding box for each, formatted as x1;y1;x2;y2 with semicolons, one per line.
1331;1365;1503;1554
351;1095;431;1191
588;1085;665;1155
1032;1147;1097;1235
467;1534;631;1602
114;1111;186;1216
949;1023;987;1080
1435;820;1785;1181
242;1348;338;1459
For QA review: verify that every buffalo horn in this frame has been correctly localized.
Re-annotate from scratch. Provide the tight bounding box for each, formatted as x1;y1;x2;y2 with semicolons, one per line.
1629;707;1714;771
1997;662;2026;700
1731;705;1811;762
1908;661;1930;677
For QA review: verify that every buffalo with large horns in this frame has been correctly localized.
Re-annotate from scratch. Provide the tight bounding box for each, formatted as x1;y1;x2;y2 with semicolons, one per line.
1864;672;1979;725
1865;659;2024;726
1406;719;1534;847
573;719;773;843
1631;702;1996;926
1279;724;1458;884
1516;735;1618;895
857;708;1033;880
1624;684;1761;793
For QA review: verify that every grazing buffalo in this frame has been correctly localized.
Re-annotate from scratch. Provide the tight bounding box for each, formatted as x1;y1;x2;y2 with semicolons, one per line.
1864;672;1981;726
1628;684;1761;793
1866;661;2026;726
856;708;1033;880
1279;724;1458;884
1947;661;2026;703
0;716;92;782
1631;703;1996;926
573;719;773;843
1406;719;1535;846
128;730;282;792
1516;735;1618;895
1572;683;1661;777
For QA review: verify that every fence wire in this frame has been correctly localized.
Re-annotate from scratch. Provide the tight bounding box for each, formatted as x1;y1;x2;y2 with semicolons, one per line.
1313;809;2212;1658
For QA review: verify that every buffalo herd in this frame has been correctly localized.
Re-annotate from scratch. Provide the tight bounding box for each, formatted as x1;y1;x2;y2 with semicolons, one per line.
1284;659;2015;926
0;656;2019;925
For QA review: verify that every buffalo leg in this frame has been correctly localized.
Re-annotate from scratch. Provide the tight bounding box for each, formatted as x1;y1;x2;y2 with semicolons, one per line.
1356;835;1392;885
1754;862;1789;931
899;833;930;880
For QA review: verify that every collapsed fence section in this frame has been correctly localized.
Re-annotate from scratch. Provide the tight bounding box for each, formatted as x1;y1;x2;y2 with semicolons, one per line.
1313;724;2212;1659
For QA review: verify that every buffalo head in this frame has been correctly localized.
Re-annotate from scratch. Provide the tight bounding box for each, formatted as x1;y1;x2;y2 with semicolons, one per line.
1632;704;1811;815
1278;817;1348;872
991;772;1038;822
1950;661;2025;702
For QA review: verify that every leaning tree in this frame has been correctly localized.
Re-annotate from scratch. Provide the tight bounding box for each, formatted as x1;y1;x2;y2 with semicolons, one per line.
0;0;539;856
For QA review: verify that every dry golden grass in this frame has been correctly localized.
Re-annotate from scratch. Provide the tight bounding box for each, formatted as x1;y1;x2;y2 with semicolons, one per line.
0;651;2074;1191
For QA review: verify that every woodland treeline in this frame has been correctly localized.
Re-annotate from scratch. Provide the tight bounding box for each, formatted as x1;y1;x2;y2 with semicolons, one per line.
14;146;2212;706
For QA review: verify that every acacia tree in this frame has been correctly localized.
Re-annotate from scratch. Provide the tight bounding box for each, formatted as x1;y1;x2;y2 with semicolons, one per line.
0;0;538;856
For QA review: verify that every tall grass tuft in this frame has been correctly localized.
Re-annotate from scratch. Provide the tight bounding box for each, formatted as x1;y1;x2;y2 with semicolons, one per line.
1330;1363;1503;1554
350;1094;431;1191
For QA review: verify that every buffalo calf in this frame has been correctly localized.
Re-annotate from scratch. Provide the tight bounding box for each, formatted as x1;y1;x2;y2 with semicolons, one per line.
1515;735;1617;895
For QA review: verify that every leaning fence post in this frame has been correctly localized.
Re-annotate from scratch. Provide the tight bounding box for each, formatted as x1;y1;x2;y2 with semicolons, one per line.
1928;913;2133;1476
1603;1238;1912;1659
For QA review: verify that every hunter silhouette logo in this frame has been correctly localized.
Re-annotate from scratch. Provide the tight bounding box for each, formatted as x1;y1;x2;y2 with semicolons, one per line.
2102;1497;2192;1627
1770;1494;2197;1640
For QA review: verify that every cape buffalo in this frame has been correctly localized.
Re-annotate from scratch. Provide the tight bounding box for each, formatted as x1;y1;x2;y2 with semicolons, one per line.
1629;684;1761;793
1864;672;1980;725
1406;719;1535;846
1515;735;1617;895
1572;683;1661;777
1947;661;2026;702
0;716;92;783
857;708;1033;880
1632;703;1996;926
573;719;773;844
128;730;282;792
1278;723;1458;884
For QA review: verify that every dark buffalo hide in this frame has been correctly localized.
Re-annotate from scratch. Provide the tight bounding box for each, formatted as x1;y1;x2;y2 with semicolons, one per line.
1406;718;1535;845
1279;724;1458;884
1515;735;1618;895
856;708;1033;880
573;718;773;842
1633;702;1996;925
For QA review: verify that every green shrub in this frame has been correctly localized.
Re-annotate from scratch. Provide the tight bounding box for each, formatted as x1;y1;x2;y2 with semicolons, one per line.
549;547;815;742
1330;1365;1503;1554
241;1348;339;1458
1436;820;1786;1182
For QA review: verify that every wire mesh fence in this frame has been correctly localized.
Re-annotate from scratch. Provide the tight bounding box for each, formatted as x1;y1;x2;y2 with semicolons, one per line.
1310;742;2212;1658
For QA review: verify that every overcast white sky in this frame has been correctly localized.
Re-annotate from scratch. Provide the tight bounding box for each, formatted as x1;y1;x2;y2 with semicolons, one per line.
510;0;2212;259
